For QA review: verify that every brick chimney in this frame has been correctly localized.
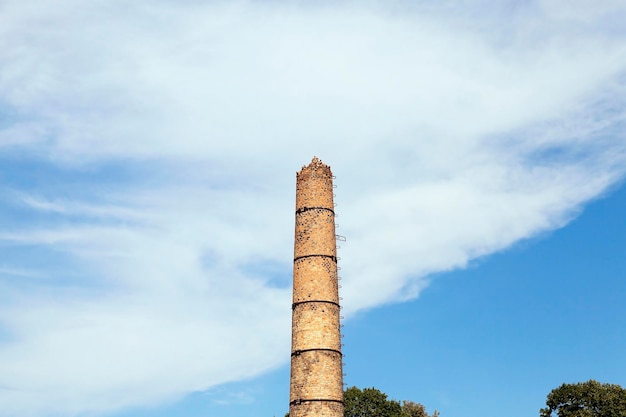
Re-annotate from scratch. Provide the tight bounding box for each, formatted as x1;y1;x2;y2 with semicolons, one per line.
289;157;343;417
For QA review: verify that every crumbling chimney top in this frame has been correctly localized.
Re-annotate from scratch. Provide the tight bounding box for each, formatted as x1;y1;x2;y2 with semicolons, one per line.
297;156;332;179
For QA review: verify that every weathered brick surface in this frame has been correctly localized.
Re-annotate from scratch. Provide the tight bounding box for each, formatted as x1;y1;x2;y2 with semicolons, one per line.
290;157;343;417
294;210;337;258
291;303;341;351
289;400;343;417
290;350;343;399
293;257;339;304
295;159;335;210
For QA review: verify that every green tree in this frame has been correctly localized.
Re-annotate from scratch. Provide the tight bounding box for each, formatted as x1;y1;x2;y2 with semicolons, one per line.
284;386;438;417
540;380;626;417
344;386;404;417
401;400;440;417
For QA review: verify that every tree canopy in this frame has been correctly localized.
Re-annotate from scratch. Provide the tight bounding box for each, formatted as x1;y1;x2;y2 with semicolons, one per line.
401;400;440;417
284;386;438;417
344;386;404;417
540;380;626;417
344;386;439;417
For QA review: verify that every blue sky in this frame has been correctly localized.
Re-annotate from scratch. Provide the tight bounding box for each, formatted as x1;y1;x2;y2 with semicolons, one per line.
1;1;626;416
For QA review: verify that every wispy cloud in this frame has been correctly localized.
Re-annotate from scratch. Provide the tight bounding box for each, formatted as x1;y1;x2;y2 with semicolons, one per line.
0;0;625;415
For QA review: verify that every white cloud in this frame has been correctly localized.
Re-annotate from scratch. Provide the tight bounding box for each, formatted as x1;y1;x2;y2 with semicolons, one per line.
0;0;625;415
538;0;626;23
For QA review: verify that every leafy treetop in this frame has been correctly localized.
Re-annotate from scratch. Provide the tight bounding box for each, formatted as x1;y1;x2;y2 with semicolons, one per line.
284;386;439;417
540;380;626;417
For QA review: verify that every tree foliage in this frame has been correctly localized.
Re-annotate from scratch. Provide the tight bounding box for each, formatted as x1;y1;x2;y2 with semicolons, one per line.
344;386;404;417
540;380;626;417
401;400;440;417
284;386;439;417
343;386;439;417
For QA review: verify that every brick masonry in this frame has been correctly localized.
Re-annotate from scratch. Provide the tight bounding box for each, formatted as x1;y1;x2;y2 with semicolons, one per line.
289;157;344;417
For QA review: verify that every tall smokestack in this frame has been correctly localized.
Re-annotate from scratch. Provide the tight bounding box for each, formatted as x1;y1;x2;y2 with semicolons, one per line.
289;157;343;417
